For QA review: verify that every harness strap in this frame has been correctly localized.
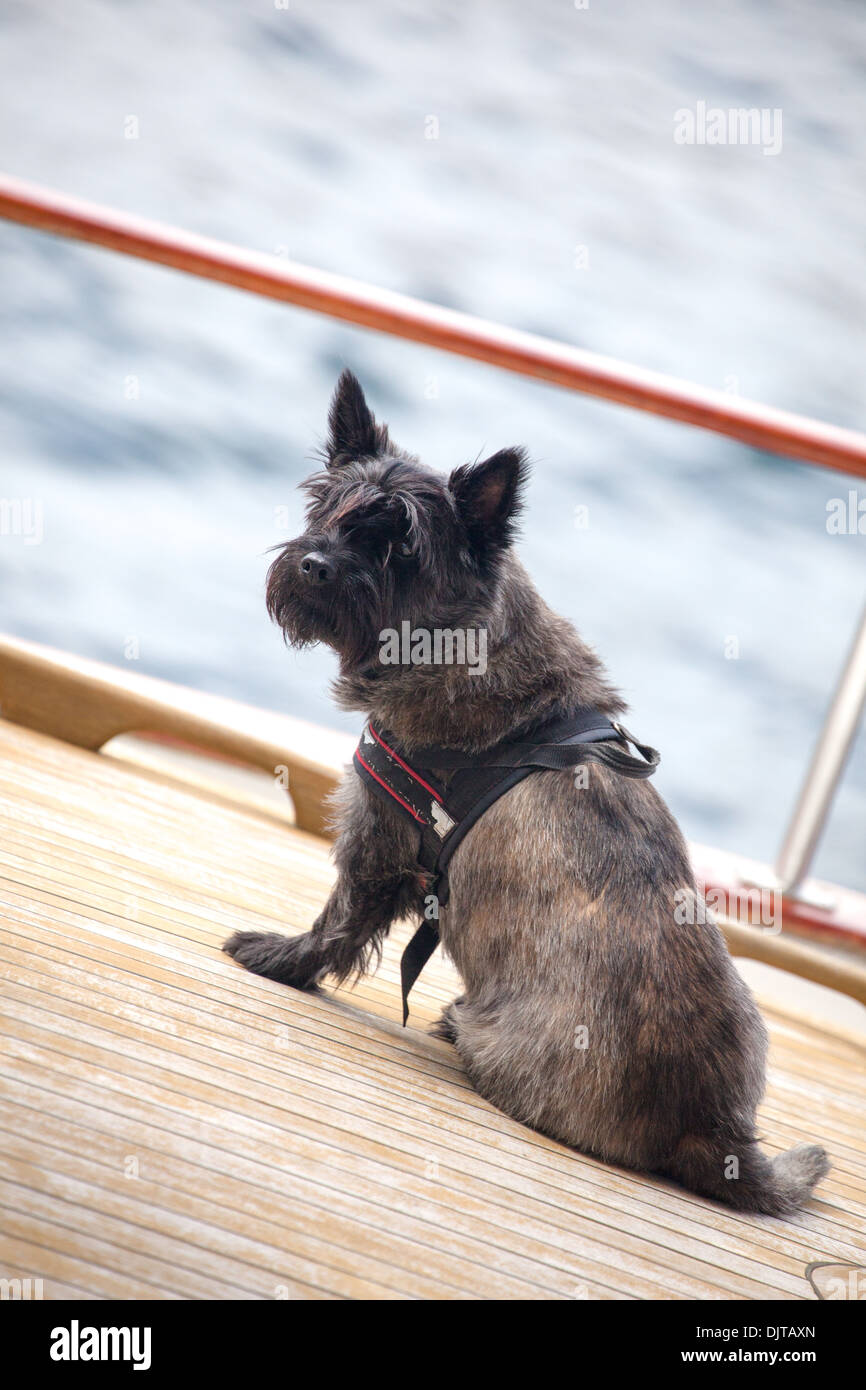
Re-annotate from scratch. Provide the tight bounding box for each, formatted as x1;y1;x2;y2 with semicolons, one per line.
399;919;441;1027
353;708;660;1024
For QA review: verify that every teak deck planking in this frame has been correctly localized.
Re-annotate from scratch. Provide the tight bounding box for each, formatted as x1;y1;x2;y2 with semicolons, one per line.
0;715;863;1300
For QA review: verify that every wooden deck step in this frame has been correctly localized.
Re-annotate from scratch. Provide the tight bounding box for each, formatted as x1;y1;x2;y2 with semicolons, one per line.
0;716;864;1300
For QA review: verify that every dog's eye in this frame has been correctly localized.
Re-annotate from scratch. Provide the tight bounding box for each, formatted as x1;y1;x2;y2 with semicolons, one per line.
397;541;414;558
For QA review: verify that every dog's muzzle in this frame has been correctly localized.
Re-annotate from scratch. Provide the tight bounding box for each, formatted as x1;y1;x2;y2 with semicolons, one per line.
299;551;335;587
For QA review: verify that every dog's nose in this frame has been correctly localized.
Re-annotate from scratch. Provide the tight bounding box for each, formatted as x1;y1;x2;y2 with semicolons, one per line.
299;551;335;586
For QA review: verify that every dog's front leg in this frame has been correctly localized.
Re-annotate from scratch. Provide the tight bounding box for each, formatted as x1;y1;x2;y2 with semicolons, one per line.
223;777;419;990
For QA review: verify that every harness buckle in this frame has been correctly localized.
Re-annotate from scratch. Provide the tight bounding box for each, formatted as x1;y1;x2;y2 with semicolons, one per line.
430;802;456;838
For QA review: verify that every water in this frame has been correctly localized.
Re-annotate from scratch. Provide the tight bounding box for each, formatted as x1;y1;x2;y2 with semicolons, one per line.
1;0;864;889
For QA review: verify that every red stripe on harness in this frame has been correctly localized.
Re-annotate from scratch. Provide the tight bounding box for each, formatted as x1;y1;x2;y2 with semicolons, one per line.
355;749;427;824
369;724;443;801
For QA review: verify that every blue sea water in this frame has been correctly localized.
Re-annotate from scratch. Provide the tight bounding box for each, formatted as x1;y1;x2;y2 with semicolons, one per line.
0;0;864;889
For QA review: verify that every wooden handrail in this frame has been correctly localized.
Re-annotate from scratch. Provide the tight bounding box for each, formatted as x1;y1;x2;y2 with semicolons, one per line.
2;171;866;478
0;633;351;836
720;919;866;1008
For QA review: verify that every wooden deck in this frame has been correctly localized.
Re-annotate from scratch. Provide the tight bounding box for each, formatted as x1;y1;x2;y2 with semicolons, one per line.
1;714;864;1300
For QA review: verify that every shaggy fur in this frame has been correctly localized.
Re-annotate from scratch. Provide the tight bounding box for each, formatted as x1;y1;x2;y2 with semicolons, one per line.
224;370;830;1215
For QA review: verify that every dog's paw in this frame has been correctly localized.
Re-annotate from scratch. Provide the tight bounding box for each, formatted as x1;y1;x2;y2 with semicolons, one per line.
222;929;324;990
222;929;263;966
430;996;465;1044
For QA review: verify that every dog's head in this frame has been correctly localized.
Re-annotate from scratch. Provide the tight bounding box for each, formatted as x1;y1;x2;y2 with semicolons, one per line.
266;370;529;670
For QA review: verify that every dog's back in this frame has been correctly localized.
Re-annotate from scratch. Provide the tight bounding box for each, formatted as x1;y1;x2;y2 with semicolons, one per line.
442;765;828;1214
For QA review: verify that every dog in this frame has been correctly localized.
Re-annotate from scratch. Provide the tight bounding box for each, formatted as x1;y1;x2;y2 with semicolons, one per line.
224;369;829;1215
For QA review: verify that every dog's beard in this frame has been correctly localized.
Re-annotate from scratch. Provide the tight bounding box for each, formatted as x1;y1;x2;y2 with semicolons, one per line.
266;546;389;670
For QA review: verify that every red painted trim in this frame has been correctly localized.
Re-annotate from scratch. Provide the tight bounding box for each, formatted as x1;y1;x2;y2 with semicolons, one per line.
1;172;865;477
355;750;426;824
690;843;866;952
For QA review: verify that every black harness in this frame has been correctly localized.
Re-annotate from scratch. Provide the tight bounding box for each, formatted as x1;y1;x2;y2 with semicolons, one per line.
353;707;660;1024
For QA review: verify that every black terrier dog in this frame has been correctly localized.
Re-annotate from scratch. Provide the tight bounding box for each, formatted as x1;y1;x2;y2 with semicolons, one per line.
225;370;829;1215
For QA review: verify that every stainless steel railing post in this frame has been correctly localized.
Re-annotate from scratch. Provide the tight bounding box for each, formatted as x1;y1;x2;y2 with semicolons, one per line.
774;603;866;896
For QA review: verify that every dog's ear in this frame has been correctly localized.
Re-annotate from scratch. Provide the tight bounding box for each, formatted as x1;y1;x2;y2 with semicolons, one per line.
449;447;529;554
326;369;390;464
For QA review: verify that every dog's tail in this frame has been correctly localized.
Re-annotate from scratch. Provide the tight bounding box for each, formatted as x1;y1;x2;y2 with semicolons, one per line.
664;1132;830;1216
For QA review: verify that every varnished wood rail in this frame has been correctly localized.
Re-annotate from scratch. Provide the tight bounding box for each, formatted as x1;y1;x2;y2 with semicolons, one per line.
0;634;350;836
